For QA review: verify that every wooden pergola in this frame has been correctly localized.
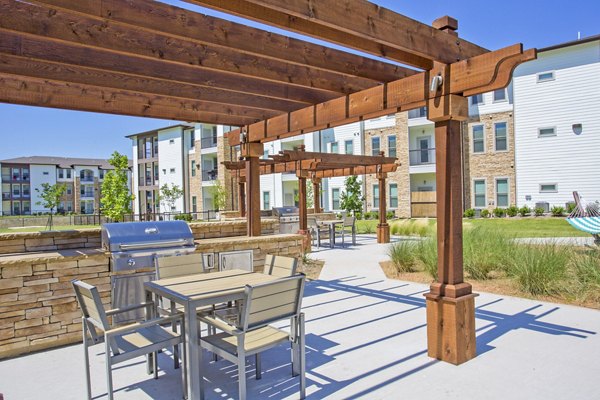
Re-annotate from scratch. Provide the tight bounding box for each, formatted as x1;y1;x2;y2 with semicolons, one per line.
0;0;536;390
224;148;398;243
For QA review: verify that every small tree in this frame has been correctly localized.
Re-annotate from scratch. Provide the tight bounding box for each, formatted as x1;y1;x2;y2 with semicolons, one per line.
35;183;67;230
210;180;228;211
340;175;364;216
101;151;134;222
306;180;314;209
160;183;184;213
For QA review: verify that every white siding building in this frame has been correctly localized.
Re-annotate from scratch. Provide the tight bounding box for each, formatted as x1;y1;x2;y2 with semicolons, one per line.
513;37;600;208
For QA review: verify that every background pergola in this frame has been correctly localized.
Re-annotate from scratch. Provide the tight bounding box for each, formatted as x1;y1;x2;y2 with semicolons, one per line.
0;0;536;385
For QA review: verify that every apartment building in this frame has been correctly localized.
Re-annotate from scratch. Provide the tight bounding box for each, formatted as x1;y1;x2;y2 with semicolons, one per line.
0;156;132;216
130;36;599;218
128;123;237;216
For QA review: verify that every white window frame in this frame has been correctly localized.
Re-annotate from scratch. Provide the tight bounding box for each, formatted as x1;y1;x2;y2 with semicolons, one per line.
372;184;379;210
494;121;509;152
471;124;485;154
344;139;354;155
329;141;339;154
493;88;507;103
389;183;398;209
494;177;510;208
170;168;176;174
331;188;340;210
539;183;558;193
387;135;397;158
371;137;381;156
538;127;557;138
262;191;271;210
472;178;487;209
537;71;555;83
470;94;484;106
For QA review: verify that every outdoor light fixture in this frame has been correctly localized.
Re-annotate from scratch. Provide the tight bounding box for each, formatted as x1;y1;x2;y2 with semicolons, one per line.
573;123;583;135
430;74;443;92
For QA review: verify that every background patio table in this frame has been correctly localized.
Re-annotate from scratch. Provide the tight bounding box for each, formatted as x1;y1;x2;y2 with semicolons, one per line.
144;269;278;400
318;220;344;248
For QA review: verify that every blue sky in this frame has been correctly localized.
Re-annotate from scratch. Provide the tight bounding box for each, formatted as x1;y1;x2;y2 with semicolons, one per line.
0;0;598;160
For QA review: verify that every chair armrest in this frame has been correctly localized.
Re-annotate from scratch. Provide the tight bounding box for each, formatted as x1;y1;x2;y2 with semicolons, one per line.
105;314;182;338
106;301;155;316
199;314;242;336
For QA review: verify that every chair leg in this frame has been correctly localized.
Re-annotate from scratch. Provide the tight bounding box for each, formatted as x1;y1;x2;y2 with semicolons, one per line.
238;356;247;400
299;313;306;399
255;353;262;380
181;320;188;400
82;323;92;400
291;316;299;377
105;347;114;400
153;351;159;380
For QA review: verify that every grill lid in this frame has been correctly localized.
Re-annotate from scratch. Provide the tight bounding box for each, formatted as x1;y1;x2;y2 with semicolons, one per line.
272;206;299;218
102;221;194;252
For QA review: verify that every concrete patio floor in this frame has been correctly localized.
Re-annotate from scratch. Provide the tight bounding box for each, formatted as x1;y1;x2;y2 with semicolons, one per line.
1;235;600;399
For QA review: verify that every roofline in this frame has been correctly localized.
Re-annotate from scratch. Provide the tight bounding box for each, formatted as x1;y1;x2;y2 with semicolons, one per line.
539;34;600;53
125;123;194;139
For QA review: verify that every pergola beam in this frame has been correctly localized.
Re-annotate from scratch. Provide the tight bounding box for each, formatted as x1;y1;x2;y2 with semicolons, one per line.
0;73;259;125
188;0;487;69
36;0;413;83
227;45;536;145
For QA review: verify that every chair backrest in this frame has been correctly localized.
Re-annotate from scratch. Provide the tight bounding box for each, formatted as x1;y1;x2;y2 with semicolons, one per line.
263;254;298;277
343;216;355;227
239;274;305;331
155;253;205;279
72;279;110;332
307;216;318;228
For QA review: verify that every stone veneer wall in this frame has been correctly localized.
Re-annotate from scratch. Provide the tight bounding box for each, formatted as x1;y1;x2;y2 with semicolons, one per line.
364;112;411;218
0;229;302;358
463;111;516;211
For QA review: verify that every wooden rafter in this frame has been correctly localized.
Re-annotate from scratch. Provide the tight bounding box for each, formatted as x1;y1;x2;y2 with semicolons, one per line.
36;0;414;83
227;45;537;144
187;0;487;69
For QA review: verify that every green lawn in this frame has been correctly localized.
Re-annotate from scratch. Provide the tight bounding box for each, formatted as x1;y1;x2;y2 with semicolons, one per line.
356;217;587;238
0;225;100;234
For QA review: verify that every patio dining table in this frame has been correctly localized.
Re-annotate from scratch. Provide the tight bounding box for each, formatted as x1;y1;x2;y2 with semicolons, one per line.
318;219;344;248
144;269;278;400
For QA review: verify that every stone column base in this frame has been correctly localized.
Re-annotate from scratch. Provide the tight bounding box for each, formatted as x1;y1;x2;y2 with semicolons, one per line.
424;292;478;365
298;229;312;253
377;223;390;243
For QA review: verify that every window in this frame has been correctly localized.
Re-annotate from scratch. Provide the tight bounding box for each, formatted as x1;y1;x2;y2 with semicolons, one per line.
22;168;30;180
66;187;72;195
496;179;509;207
537;71;555;82
540;183;558;193
170;168;175;174
538;127;556;137
58;169;64;179
408;107;427;119
43;172;49;176
169;139;175;144
191;161;196;177
262;191;270;210
22;184;30;197
371;137;380;156
12;184;20;197
330;141;339;154
332;188;340;210
66;201;72;212
192;196;197;213
389;184;398;208
23;201;31;214
373;184;379;208
493;89;507;102
66;169;71;179
190;130;195;148
12;168;20;180
472;125;484;153
495;122;508;151
388;135;397;158
471;94;483;105
263;150;269;160
344;140;353;155
473;180;486;208
99;170;104;180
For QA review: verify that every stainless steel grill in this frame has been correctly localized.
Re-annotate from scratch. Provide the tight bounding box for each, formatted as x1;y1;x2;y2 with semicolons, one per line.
102;221;196;323
272;206;300;234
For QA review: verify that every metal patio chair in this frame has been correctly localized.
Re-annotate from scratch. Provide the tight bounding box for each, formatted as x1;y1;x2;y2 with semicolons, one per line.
308;216;330;247
262;253;299;277
199;274;307;400
72;280;186;400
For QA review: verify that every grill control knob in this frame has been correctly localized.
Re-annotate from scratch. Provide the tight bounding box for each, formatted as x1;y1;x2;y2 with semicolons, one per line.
127;259;136;267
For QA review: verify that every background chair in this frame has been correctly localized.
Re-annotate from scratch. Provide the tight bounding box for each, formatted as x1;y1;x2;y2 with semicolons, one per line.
262;254;298;277
342;215;356;246
199;274;307;400
72;280;186;400
308;216;330;247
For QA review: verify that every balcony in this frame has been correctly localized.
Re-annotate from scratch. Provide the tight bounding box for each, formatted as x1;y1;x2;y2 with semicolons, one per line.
80;191;95;198
80;176;94;183
409;148;435;165
202;169;218;181
200;137;218;149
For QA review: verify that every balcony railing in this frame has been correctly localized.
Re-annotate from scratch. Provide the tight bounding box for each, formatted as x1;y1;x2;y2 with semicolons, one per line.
80;191;95;198
1;175;10;181
202;169;218;181
408;107;427;119
409;148;436;165
201;137;218;149
80;176;94;182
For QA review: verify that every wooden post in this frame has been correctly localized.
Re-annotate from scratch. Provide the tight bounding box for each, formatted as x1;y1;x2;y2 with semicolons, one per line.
376;168;390;243
312;177;322;214
424;93;477;365
241;141;263;237
238;177;246;218
297;146;311;251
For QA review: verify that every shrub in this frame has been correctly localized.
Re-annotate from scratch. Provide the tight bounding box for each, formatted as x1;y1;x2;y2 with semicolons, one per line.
356;220;376;234
480;209;490;218
463;227;515;280
174;213;192;222
507;244;570;295
519;205;531;217
387;241;418;273
416;236;438;279
566;202;576;214
390;219;432;237
386;211;396;220
573;250;600;289
551;206;565;217
506;205;519;217
464;208;475;218
534;207;545;217
493;208;506;218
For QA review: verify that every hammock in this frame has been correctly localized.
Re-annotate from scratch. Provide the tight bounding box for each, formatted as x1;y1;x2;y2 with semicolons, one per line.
567;192;600;244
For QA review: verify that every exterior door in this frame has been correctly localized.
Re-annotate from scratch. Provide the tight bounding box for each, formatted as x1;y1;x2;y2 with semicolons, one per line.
419;138;430;164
